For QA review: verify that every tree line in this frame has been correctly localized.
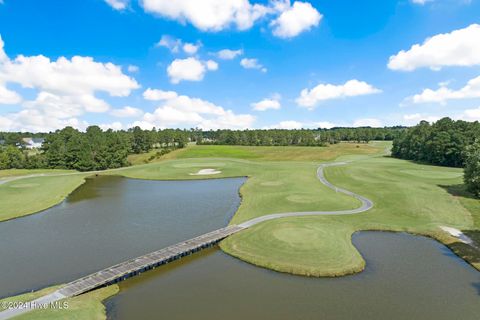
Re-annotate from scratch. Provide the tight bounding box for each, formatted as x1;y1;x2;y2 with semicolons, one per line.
0;126;190;171
392;118;480;167
392;117;480;197
1;126;406;171
197;127;405;146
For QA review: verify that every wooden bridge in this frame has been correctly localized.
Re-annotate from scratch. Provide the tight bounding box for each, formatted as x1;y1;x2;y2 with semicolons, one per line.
58;225;245;297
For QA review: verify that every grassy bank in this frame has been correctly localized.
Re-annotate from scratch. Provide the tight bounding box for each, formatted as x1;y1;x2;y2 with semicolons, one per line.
447;230;480;270
0;173;88;222
222;154;479;275
0;285;118;319
221;218;365;276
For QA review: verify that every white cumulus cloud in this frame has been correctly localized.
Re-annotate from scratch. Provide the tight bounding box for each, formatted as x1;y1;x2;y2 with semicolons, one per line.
206;60;219;71
141;0;270;31
167;57;218;83
0;34;139;132
104;0;130;10
240;58;266;72
271;1;322;38
156;35;202;55
136;88;255;130
0;85;22;105
156;35;182;53
388;24;480;71
314;121;336;129
140;0;322;38
216;49;243;60
401;113;441;125
411;75;480;104
458;107;480;121
99;121;124;131
111;106;144;118
296;80;381;109
251;95;281;111
183;42;201;55
143;88;178;101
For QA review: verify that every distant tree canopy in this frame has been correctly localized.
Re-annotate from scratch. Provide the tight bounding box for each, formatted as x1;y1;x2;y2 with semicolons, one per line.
0;126;406;171
0;126;190;171
198;127;405;146
464;140;480;197
392;118;480;168
0;145;47;170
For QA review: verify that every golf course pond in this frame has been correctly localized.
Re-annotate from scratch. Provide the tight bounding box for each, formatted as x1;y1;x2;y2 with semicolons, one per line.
0;175;479;319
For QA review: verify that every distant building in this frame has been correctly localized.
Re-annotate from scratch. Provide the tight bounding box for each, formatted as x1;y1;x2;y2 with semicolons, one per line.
21;137;45;149
0;139;4;146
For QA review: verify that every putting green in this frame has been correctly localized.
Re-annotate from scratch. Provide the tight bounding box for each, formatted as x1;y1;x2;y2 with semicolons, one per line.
221;218;364;277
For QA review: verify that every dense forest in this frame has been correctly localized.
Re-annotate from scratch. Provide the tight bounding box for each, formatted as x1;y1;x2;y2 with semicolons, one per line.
198;127;405;146
0;126;189;171
392;117;480;198
392;118;480;167
464;140;480;197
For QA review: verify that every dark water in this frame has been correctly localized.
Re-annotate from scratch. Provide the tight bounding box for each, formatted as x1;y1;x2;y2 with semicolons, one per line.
0;176;245;298
106;232;480;320
1;176;479;320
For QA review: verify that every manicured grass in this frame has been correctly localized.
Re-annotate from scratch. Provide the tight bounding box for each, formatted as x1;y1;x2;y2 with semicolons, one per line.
221;154;479;276
173;142;382;161
0;174;88;221
0;285;118;319
221;218;364;277
441;184;480;229
0;169;71;178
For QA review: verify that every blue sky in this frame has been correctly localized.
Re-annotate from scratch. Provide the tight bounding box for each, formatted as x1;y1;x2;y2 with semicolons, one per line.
0;0;479;132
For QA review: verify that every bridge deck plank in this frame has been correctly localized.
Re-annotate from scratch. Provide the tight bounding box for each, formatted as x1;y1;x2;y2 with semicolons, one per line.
57;225;244;297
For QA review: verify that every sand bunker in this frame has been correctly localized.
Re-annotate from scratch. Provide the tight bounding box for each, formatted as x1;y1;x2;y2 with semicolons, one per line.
189;169;222;175
440;226;473;244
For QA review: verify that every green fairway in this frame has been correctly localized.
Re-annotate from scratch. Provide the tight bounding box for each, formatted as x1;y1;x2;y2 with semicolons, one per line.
0;169;72;178
0;174;88;221
222;154;479;275
172;142;381;161
0;285;118;320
